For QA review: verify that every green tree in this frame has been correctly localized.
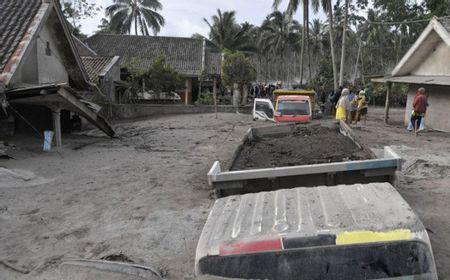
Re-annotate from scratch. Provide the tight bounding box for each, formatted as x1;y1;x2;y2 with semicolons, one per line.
204;10;255;52
106;0;165;36
142;57;184;93
96;18;113;34
273;0;322;84
222;51;256;106
62;0;102;38
261;11;301;85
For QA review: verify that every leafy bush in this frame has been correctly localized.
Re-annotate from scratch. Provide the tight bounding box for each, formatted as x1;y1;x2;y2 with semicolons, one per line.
366;82;408;107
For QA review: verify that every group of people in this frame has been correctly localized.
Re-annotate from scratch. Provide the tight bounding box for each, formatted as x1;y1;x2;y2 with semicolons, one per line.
249;84;281;99
334;87;369;124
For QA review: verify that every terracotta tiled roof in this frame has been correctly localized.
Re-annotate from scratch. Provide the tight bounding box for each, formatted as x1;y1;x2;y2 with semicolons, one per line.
81;56;116;82
84;34;204;76
0;0;42;73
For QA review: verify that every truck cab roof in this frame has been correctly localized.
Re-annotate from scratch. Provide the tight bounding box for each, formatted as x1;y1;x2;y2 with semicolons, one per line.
277;95;310;101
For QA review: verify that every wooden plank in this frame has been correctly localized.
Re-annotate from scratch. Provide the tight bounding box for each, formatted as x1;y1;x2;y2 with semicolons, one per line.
385;82;392;124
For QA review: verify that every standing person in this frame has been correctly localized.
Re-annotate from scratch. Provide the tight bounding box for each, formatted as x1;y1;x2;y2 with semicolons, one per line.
347;90;357;124
255;85;261;98
330;86;343;116
356;90;369;124
411;87;428;136
336;88;350;121
407;89;426;131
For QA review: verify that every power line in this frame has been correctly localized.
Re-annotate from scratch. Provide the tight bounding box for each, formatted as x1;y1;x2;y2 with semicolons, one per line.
366;15;450;25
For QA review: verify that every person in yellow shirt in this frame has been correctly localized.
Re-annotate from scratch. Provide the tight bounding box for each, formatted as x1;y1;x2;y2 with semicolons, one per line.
356;90;368;124
335;88;350;121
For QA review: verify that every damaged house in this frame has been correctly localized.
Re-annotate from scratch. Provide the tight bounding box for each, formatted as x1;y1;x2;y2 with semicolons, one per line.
0;0;115;147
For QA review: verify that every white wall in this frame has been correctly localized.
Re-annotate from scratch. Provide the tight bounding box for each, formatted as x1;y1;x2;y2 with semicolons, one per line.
12;42;39;85
412;41;450;76
405;85;450;132
36;21;69;84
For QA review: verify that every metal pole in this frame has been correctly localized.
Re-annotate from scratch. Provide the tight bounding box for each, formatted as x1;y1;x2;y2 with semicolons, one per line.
213;77;218;119
185;78;189;105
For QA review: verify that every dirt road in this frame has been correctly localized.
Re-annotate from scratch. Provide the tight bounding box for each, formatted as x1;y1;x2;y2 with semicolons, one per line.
352;107;450;279
0;113;255;280
1;108;449;279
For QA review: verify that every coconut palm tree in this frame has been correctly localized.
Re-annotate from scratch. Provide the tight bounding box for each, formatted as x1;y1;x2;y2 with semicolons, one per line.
273;0;320;84
321;0;338;90
339;0;350;86
261;11;301;85
203;9;255;52
106;0;165;36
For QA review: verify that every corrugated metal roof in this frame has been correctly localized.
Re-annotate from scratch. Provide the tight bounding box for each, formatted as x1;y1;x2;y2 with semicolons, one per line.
0;0;42;73
197;183;423;258
387;75;450;86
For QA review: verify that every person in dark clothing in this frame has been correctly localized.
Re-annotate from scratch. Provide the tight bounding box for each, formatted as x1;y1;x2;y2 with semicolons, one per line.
255;85;261;98
411;87;428;135
329;86;343;116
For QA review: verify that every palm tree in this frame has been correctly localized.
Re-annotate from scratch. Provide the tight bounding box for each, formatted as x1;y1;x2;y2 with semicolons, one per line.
106;0;165;36
339;0;350;86
261;11;301;85
322;0;338;91
308;19;325;79
273;0;320;84
203;9;255;52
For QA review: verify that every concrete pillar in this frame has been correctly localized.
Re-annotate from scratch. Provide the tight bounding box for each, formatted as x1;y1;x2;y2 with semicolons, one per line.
213;77;218;119
232;83;240;108
52;107;62;149
242;84;248;105
185;78;189;105
384;82;392;124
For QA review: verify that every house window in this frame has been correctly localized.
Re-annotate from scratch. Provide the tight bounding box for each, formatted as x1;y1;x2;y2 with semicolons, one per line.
45;41;51;56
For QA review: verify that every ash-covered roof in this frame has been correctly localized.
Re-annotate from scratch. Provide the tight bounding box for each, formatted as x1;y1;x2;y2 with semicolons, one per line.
205;52;222;76
437;17;450;33
84;34;205;76
0;0;42;73
81;56;116;82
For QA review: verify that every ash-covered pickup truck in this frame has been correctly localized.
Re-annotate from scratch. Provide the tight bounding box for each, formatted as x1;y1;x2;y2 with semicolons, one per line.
195;183;437;280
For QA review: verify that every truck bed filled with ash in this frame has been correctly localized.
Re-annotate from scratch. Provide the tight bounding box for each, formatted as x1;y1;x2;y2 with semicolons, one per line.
231;125;372;170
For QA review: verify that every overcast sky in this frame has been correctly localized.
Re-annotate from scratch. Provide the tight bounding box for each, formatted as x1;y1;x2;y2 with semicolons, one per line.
79;0;327;37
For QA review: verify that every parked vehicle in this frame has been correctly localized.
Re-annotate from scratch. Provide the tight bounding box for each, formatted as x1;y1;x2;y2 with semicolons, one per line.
195;183;437;280
273;89;316;112
253;95;312;123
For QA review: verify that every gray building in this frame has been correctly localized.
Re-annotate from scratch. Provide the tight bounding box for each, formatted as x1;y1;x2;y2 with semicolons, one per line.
380;17;450;132
84;34;222;104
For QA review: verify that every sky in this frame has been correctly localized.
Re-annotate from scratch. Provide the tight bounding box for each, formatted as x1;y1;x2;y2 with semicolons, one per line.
79;0;327;37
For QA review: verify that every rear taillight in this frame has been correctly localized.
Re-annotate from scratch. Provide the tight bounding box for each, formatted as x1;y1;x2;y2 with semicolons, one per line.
219;239;283;256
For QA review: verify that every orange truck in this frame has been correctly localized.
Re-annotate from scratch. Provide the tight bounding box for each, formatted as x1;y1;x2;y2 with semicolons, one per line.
253;89;316;123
